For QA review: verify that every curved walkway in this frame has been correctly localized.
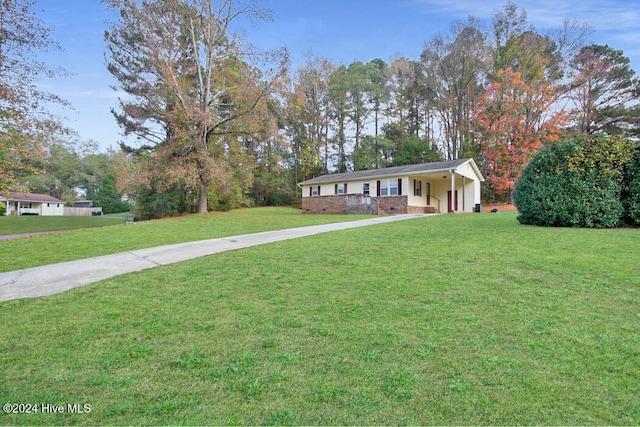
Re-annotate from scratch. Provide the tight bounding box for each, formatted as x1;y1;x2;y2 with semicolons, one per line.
0;214;431;302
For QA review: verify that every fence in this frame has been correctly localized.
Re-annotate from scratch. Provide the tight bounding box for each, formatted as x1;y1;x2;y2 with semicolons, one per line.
63;207;103;216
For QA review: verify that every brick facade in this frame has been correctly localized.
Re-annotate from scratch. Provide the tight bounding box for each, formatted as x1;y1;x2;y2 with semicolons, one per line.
302;195;347;214
377;196;408;214
302;195;438;215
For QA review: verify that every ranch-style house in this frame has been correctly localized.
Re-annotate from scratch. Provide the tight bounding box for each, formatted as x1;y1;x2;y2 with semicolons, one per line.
298;158;484;214
1;193;66;216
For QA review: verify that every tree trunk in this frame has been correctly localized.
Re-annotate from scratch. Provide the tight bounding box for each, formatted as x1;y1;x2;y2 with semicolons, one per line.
198;183;208;214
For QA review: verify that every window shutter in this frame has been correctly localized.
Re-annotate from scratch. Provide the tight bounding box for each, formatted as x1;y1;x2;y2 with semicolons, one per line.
398;178;402;195
335;184;338;195
377;180;381;197
318;186;321;196
344;183;347;193
309;186;312;197
413;179;416;195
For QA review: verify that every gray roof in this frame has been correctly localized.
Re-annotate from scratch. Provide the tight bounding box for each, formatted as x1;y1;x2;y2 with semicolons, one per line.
2;192;66;204
299;158;480;185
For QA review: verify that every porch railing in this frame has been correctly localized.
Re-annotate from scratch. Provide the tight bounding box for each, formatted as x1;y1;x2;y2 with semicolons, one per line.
18;208;41;215
346;194;378;214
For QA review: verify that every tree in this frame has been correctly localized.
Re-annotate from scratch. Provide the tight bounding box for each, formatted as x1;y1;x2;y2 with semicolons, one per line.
19;132;105;202
78;151;114;201
420;17;491;161
474;69;565;203
23;135;83;201
287;56;334;180
327;64;350;172
0;0;69;193
351;135;392;171
568;44;640;136
491;2;591;103
386;57;429;142
93;173;130;213
105;0;287;214
391;136;443;166
344;61;376;152
366;58;390;139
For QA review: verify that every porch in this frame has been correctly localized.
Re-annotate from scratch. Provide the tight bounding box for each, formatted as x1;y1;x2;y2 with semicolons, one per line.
17;208;42;215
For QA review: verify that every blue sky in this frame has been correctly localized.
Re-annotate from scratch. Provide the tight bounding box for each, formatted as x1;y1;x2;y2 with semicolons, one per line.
38;0;640;152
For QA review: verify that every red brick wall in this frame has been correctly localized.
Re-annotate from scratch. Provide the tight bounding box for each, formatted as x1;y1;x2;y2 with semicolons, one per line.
302;195;347;214
302;194;432;215
377;196;407;214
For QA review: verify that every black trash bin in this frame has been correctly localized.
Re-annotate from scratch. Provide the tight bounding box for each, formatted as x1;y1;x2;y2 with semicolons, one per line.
475;203;482;213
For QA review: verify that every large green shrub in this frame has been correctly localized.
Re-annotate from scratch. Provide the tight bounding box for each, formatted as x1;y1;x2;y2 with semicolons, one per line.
622;147;640;226
0;203;6;216
514;135;635;228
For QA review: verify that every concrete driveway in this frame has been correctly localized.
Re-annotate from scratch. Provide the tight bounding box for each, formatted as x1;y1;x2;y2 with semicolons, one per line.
0;214;430;302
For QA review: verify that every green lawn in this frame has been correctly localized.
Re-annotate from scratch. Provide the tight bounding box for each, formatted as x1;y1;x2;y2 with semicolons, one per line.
1;212;638;425
0;215;127;235
0;207;374;272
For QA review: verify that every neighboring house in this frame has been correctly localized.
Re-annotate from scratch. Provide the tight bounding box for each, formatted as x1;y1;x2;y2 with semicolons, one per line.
298;158;484;214
0;193;66;216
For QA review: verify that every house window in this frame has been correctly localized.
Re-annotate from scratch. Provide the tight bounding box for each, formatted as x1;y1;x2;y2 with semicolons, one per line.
379;179;400;196
414;180;422;197
335;183;347;194
389;179;398;196
310;186;320;196
380;180;388;196
363;182;370;196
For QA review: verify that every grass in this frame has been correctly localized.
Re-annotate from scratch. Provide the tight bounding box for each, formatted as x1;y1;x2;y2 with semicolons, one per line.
1;211;639;425
0;215;127;235
0;207;374;272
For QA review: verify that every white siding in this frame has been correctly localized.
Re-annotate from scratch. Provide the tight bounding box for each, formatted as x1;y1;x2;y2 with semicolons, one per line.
41;203;65;216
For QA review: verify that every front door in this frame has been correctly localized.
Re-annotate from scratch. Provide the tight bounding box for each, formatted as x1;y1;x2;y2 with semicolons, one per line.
447;190;458;212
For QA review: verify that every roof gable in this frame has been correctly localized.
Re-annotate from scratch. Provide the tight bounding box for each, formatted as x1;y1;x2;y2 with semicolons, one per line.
298;158;483;185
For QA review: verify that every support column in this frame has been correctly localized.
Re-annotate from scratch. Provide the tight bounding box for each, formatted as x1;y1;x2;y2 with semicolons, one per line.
462;176;466;211
450;170;456;212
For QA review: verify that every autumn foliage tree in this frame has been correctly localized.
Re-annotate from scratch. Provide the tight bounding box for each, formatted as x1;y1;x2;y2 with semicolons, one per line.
95;0;637;216
105;0;287;214
0;0;68;194
474;69;565;202
420;17;492;161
